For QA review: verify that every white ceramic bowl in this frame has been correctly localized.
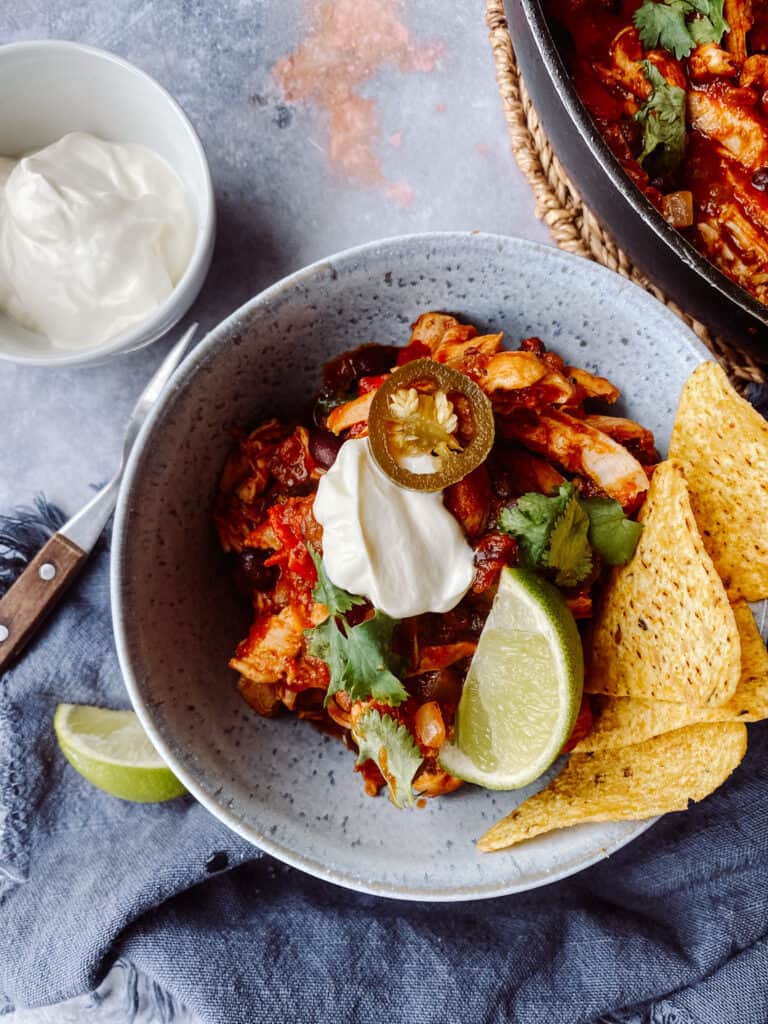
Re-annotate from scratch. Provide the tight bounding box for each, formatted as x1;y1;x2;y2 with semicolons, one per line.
0;40;215;367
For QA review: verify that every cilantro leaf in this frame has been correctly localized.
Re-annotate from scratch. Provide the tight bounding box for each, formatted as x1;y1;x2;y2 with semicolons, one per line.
353;708;423;809
706;0;728;36
545;494;592;587
635;61;687;175
634;0;693;57
305;547;407;707
688;15;717;42
336;612;408;705
308;544;365;615
498;483;643;586
498;483;575;569
305;613;346;677
499;483;593;586
582;497;644;566
688;0;728;44
633;0;728;57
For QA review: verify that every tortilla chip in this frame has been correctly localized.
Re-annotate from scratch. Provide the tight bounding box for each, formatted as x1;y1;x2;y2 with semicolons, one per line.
575;602;768;750
587;459;741;706
669;361;768;602
733;601;768;706
478;722;746;852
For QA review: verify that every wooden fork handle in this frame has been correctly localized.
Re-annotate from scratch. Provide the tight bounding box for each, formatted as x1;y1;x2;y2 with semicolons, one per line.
0;533;87;675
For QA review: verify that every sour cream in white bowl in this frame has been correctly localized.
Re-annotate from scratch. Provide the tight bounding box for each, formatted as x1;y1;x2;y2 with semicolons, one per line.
0;40;215;368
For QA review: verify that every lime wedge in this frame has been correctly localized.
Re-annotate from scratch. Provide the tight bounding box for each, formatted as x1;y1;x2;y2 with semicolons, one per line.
439;567;583;789
54;703;186;803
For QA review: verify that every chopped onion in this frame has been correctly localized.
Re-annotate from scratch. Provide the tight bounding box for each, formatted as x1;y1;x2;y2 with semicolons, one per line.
661;190;694;228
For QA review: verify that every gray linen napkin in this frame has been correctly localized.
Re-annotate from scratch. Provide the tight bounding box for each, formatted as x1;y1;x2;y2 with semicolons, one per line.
2;494;768;1024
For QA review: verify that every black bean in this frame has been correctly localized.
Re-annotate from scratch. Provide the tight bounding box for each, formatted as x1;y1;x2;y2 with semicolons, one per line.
350;344;399;378
407;668;462;704
322;344;398;392
407;671;440;700
753;167;768;191
650;173;675;192
309;428;343;468
233;549;277;595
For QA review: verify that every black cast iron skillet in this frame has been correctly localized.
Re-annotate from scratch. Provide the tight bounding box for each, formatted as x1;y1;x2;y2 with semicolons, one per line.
505;0;768;355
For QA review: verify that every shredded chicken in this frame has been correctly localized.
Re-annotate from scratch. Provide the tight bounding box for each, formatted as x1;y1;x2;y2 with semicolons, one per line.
412;642;478;674
582;414;659;463
698;204;768;304
688;88;768;169
443;465;491;538
725;0;753;60
475;350;549;391
326;694;352;729
413;767;463;796
501;410;650;511
215;420;291;552
595;28;685;112
409;312;468;354
495;448;566;495
327;389;376;434
566;367;620;403
230;606;309;684
433;332;503;368
237;676;281;716
740;53;768;89
688;43;740;81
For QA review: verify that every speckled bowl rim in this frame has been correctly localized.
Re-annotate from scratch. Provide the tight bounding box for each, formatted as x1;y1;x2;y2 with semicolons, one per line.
111;231;711;901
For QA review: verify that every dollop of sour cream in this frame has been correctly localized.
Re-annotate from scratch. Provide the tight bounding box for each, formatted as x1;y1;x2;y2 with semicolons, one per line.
313;438;475;619
0;132;195;349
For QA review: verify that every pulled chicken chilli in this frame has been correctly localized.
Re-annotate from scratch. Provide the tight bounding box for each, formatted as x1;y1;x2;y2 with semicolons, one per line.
547;0;768;305
214;313;657;803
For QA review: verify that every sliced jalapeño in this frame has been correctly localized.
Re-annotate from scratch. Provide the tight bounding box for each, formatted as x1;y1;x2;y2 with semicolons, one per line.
367;358;495;492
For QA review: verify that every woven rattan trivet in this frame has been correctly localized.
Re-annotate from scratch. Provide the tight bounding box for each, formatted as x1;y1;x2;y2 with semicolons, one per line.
485;0;766;387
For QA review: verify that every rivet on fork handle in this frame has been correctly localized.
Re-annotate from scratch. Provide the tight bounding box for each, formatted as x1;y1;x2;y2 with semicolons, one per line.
0;534;86;674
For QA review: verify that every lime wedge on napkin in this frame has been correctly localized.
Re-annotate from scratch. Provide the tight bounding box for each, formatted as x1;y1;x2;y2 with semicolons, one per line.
54;703;186;802
439;567;583;789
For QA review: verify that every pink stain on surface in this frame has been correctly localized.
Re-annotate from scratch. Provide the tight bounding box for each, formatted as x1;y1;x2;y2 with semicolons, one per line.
435;102;447;113
385;181;416;207
388;132;402;148
475;143;492;157
273;0;442;201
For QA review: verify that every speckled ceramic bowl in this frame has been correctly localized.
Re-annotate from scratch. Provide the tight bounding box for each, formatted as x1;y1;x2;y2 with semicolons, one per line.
111;232;710;901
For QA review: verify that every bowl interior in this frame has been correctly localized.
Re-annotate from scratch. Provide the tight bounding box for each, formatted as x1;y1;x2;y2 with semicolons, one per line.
113;233;709;900
0;41;212;365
